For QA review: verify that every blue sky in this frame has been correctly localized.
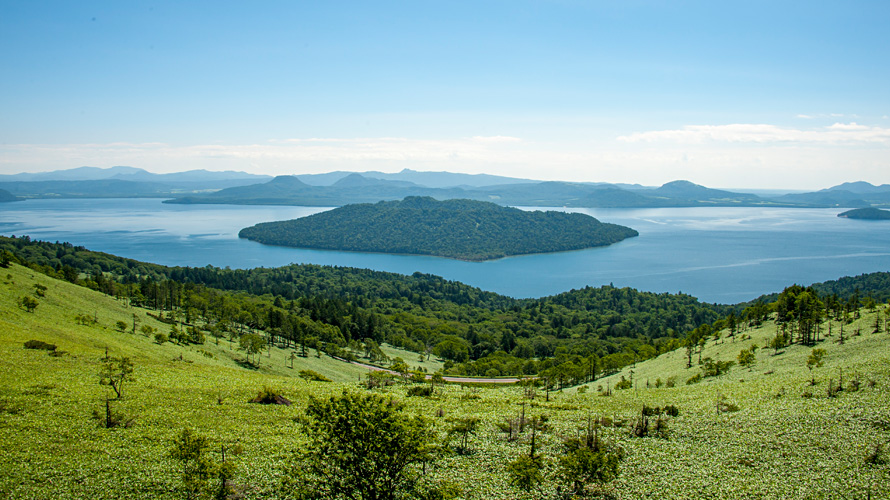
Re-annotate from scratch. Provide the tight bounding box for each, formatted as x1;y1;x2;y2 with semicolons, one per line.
1;1;888;189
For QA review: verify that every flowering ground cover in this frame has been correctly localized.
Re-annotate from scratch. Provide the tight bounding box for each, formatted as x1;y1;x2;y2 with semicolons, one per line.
1;263;887;499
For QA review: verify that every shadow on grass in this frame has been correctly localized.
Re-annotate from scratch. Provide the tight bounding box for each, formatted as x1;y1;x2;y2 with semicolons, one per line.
235;359;259;370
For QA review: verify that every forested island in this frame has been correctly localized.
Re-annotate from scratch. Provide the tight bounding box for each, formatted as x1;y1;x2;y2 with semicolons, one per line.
838;207;890;220
238;196;638;260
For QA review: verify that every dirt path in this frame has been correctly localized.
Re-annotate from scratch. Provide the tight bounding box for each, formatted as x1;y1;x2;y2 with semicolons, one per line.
346;359;525;384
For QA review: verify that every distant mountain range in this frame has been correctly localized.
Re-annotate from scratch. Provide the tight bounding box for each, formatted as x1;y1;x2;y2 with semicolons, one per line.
167;174;890;209
0;166;272;197
1;166;889;208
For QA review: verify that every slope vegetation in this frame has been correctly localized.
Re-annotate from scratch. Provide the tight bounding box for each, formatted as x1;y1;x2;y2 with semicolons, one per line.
1;262;888;499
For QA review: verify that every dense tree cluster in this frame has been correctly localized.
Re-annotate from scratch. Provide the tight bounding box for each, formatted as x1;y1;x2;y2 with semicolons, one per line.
238;197;638;261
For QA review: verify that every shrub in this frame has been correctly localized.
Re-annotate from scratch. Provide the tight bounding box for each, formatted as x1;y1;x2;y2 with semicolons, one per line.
663;404;680;417
298;370;332;382
558;429;623;495
249;386;291;405
407;385;434;397
701;357;735;378
23;339;56;351
507;455;544;493
19;295;39;312
290;391;434;499
865;444;887;465
686;374;702;385
716;397;740;413
615;376;633;390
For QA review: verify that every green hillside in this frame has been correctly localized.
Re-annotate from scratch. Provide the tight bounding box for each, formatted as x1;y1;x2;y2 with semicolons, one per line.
238;196;638;261
1;262;888;499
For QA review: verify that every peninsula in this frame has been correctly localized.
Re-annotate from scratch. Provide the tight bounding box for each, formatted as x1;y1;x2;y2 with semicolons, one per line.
838;207;890;220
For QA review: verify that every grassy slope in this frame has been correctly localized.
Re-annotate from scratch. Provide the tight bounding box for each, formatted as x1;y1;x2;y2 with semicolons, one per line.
1;263;888;499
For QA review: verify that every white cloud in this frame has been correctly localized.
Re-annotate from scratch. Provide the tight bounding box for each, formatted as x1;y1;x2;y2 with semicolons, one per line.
617;123;890;144
1;132;889;190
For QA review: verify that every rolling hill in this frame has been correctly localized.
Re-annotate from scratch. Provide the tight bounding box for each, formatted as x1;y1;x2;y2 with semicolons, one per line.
1;260;887;499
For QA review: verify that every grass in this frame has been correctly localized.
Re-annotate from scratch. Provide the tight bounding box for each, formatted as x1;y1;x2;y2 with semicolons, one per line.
1;263;889;499
376;343;446;373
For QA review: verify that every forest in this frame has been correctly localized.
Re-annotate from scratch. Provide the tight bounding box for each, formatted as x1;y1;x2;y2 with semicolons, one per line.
237;196;638;260
3;235;888;385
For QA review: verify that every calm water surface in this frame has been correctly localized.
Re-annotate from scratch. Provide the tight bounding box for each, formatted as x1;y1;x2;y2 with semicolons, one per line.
2;198;889;304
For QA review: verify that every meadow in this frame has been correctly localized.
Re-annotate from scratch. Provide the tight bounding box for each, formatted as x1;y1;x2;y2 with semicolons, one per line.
1;262;888;499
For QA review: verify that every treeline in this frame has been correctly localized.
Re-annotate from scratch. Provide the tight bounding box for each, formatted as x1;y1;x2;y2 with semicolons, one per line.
238;196;638;261
5;236;887;385
1;236;729;381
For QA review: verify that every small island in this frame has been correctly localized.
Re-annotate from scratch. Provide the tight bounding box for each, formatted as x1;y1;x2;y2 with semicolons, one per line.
239;196;638;261
838;207;890;220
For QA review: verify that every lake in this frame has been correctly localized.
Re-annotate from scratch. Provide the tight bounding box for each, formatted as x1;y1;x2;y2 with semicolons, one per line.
2;198;889;304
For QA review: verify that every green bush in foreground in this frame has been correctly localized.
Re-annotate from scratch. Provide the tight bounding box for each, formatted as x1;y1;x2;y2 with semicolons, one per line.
290;391;435;500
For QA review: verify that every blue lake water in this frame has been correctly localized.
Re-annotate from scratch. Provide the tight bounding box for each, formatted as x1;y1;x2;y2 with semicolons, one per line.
2;198;889;304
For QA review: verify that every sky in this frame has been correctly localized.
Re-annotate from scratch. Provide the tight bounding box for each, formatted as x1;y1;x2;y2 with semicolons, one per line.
1;1;888;189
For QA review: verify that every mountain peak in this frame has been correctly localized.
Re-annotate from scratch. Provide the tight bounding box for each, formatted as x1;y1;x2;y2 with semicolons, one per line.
269;175;309;186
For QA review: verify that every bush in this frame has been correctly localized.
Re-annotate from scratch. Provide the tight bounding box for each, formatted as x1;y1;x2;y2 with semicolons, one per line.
407;385;434;397
615;376;633;390
641;405;660;417
298;370;332;382
507;455;544;493
865;444;887;465
249;386;292;405
663;404;680;417
290;391;434;499
23;340;56;351
19;295;39;312
686;374;702;385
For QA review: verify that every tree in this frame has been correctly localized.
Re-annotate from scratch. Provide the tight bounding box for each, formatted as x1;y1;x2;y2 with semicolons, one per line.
99;355;135;399
0;249;15;268
447;417;480;455
807;348;826;385
507;455;543;493
390;357;410;380
769;331;787;354
169;429;237;500
239;333;265;365
737;345;757;370
169;429;214;500
557;423;622;496
291;391;434;500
